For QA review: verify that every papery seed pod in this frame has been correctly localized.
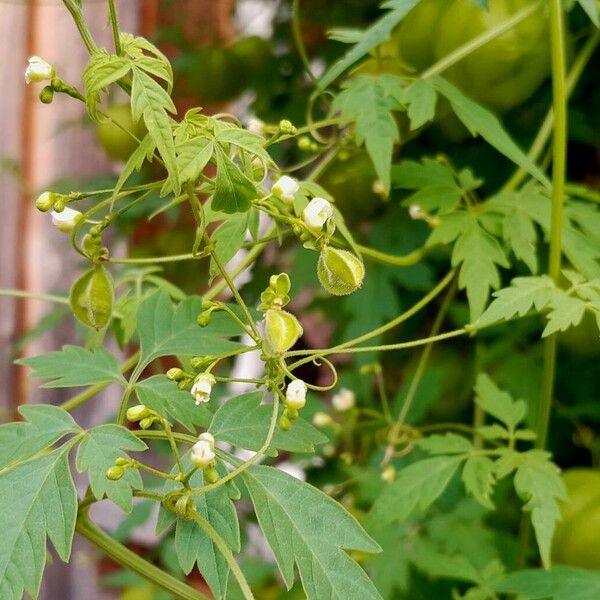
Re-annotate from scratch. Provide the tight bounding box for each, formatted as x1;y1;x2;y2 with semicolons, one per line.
317;247;365;296
69;265;114;330
263;308;303;356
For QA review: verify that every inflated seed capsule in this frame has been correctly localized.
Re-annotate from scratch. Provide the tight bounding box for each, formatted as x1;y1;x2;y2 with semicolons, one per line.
263;308;303;356
317;246;365;296
69;264;114;330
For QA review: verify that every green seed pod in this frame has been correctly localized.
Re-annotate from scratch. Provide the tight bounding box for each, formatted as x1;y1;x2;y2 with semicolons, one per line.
69;265;114;330
263;308;303;356
106;466;125;481
126;404;150;422
317;247;365;296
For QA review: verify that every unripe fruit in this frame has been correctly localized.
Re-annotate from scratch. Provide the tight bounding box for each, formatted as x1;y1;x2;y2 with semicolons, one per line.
69;265;114;330
317;247;365;296
95;104;146;162
263;309;303;355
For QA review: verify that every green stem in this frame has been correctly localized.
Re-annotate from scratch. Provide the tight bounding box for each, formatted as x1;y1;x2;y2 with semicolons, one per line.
0;289;69;305
62;0;97;53
291;0;316;83
189;512;255;600
107;0;122;55
76;516;209;600
420;1;542;80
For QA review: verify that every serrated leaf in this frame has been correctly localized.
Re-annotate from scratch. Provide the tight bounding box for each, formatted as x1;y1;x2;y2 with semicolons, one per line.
403;79;437;130
474;276;556;329
112;133;156;201
211;146;257;213
0;445;77;600
513;450;566;569
495;566;600;600
367;455;464;527
134;290;246;374
542;294;587;337
475;374;526;432
432;77;549;187
176;137;213;183
121;32;173;91
452;219;510;320
331;75;401;192
76;425;147;512
426;211;471;246
462;455;496;510
136;375;210;432
16;344;126;388
214;125;273;164
503;209;538;272
209;392;327;456
318;0;420;90
0;405;80;469
418;433;473;455
242;464;382;599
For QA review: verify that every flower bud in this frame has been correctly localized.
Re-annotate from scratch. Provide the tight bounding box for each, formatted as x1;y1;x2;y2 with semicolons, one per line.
191;373;216;405
126;404;151;422
35;191;56;212
247;117;265;135
381;465;396;483
114;457;130;467
139;417;156;430
175;494;193;518
204;466;219;483
279;119;296;134
285;379;307;410
263;308;303;355
271;175;299;202
298;136;312;151
166;367;185;381
372;180;386;197
190;438;216;468
409;204;424;220
279;413;292;431
303;197;334;233
25;56;55;84
51;206;82;232
106;466;125;481
198;431;215;446
39;86;55;104
197;310;212;327
269;273;291;296
332;388;355;412
312;411;333;428
317;247;365;296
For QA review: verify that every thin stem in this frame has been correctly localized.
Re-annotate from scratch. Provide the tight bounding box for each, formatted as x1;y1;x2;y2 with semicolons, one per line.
158;419;185;475
76;516;209;600
107;0;122;55
420;1;542;80
0;289;69;305
291;0;317;83
189;512;255;600
62;0;97;53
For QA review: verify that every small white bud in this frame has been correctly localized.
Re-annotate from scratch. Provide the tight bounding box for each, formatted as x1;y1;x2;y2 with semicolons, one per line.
303;197;334;232
285;379;307;410
25;56;55;84
381;465;396;483
191;373;216;405
272;175;299;202
247;117;265;135
372;180;386;197
198;432;215;446
312;411;333;428
190;439;215;468
332;388;355;412
409;204;424;220
50;207;82;232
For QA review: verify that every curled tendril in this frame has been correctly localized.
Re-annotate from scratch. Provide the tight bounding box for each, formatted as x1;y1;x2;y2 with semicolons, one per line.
278;355;338;392
306;90;337;145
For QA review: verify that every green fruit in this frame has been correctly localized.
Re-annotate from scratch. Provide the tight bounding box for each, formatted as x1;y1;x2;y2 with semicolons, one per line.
317;247;365;296
95;104;146;161
70;265;114;330
552;468;600;570
187;47;246;103
263;308;304;355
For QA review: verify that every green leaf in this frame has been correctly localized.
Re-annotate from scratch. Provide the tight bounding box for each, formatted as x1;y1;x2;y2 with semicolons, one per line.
542;294;587;337
176;137;214;183
576;0;600;27
452;219;510;320
241;464;382;599
331;75;401;192
214;125;273;164
473;276;556;329
135;290;246;373
211;146;257;213
16;344;126;388
475;374;526;433
209;392;327;456
503;208;538;272
209;213;248;281
432;77;550;187
0;404;80;469
136;375;210;432
495;566;600;600
418;433;473;455
76;425;147;512
462;455;496;510
367;456;464;527
112;133;156;200
159;460;239;599
130;66;179;194
121;33;173;91
513;450;566;569
403;79;437;130
0;445;77;600
318;0;420;90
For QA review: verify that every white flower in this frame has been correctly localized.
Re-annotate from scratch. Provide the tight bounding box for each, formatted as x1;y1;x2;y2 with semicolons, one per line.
332;388;355;412
271;175;299;202
25;56;54;84
285;379;307;410
198;432;215;446
190;437;215;468
191;373;216;405
303;197;334;232
50;207;82;232
312;411;333;428
409;204;424;220
247;117;265;135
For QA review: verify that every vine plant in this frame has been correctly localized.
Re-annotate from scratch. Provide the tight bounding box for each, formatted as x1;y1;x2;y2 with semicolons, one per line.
2;1;600;599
